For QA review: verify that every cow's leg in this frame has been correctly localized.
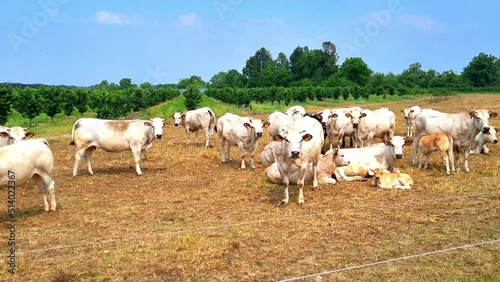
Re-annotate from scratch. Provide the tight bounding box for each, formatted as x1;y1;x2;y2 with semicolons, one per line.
219;138;226;163
73;147;86;177
448;148;456;173
204;128;210;148
463;149;471;172
334;167;364;182
412;135;422;166
84;147;94;175
442;151;450;175
425;154;431;169
311;162;319;190
418;151;424;169
237;143;247;169
195;130;200;146
130;145;144;175
32;174;56;211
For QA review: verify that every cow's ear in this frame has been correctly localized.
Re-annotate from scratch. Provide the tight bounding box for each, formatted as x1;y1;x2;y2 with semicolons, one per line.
170;114;174;119
243;122;252;129
274;135;284;142
360;112;367;118
345;113;351;118
384;140;391;146
263;121;270;128
332;113;338;118
0;132;10;138
489;111;497;118
469;111;477;118
180;114;186;120
144;121;153;127
25;132;35;139
404;138;414;146
302;133;313;142
401;110;405;113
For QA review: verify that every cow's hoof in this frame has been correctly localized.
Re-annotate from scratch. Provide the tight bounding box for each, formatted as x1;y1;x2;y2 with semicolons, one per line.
278;200;288;206
299;202;304;208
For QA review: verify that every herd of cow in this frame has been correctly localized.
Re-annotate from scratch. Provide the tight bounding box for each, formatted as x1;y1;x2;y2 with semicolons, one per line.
0;104;498;210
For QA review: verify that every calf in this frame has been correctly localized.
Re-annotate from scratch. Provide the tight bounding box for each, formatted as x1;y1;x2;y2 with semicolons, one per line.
273;116;324;206
0;126;35;147
217;113;269;169
372;168;413;189
417;133;455;174
71;117;167;176
265;148;350;185
170;107;216;147
1;139;56;211
401;106;422;137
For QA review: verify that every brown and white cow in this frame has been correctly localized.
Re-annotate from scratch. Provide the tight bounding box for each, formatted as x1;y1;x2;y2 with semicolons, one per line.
170;107;216;148
327;107;361;149
372;168;413;189
273;116;324;206
412;109;497;172
1;138;56;211
216;113;270;169
333;136;413;183
0;126;35;147
401;106;422;137
70;117;168;176
417;133;455;174
345;107;395;147
265;148;350;185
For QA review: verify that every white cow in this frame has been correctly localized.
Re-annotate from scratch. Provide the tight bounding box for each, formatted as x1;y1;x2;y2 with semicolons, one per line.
0;126;35;147
346;107;395;147
171;107;216;147
1;138;56;211
412;109;497;172
265;148;350;185
327;107;361;149
259;140;282;167
217;113;270;169
401;105;422;137
71;117;168;176
470;126;498;154
333;136;413;183
267;111;294;139
284;105;306;120
273;116;324;206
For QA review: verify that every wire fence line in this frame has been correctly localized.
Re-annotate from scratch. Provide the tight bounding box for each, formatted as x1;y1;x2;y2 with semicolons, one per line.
1;191;497;257
277;238;500;281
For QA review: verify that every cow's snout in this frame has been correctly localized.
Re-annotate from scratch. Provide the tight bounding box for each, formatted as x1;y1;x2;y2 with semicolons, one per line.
156;134;163;139
256;132;263;137
395;154;403;159
290;151;300;158
483;126;490;133
404;116;408;119
493;139;498;144
174;123;179;127
353;123;358;128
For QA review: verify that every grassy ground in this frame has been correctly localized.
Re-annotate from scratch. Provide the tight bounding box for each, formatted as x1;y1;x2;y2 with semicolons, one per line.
1;94;499;281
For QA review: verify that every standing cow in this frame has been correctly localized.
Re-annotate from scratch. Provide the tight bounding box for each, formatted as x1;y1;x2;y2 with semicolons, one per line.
71;117;168;176
273;116;324;206
401;106;422;137
412;109;497;172
345;107;395;148
1;138;57;211
216;113;270;169
170;107;216;148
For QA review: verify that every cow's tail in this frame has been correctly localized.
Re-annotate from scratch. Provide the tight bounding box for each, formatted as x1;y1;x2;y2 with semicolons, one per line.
208;108;217;135
69;119;81;145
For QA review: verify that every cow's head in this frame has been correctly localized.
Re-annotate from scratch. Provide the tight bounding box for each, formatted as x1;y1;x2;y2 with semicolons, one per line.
243;118;269;138
2;126;34;144
402;108;411;120
345;109;365;128
274;127;313;159
469;109;497;134
384;136;413;159
485;127;498;144
331;147;349;167
146;117;168;139
170;112;185;127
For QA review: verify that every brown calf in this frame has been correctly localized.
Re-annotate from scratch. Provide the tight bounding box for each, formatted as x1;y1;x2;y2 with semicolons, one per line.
418;132;455;174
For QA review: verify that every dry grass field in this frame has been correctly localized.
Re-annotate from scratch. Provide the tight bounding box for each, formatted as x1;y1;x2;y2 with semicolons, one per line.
1;94;499;281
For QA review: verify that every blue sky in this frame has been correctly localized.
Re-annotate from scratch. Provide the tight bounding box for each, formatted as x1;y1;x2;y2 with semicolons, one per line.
1;0;499;86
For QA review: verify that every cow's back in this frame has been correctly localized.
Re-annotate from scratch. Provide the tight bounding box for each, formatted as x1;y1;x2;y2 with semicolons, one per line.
293;117;324;160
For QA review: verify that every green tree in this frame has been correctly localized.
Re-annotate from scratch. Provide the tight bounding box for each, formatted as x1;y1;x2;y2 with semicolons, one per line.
242;47;273;87
119;78;134;89
398;62;426;88
61;88;78;117
41;86;62;119
462;52;498;87
0;85;14;124
183;85;202;110
177;75;206;89
13;87;45;126
338;57;373;86
73;88;89;115
209;71;228;88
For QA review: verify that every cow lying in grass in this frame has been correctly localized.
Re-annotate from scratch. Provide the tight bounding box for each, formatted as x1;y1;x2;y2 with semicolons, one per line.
372;168;413;189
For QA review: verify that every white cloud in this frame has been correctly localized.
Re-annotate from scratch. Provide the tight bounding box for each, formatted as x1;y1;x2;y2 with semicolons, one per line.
176;13;202;27
394;13;445;32
91;10;134;25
